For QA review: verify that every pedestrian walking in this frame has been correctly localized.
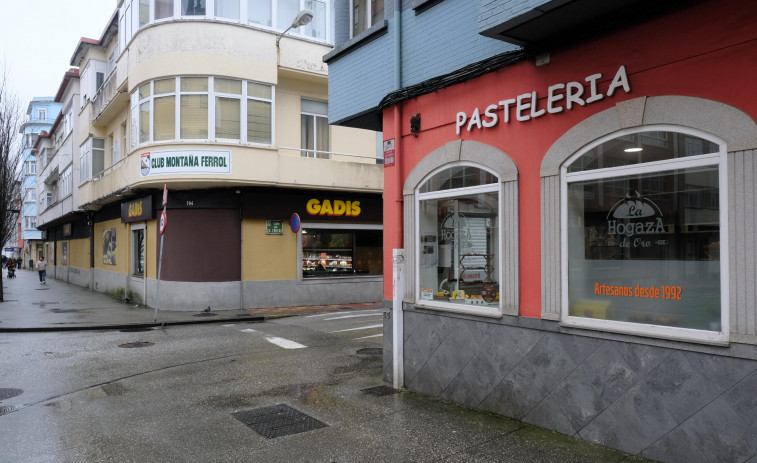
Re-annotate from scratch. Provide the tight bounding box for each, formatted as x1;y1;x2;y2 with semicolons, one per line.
36;255;48;284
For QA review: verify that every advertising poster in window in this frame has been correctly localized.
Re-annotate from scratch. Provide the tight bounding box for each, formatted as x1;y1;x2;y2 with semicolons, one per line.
61;242;68;266
568;167;721;331
103;228;117;265
421;234;437;268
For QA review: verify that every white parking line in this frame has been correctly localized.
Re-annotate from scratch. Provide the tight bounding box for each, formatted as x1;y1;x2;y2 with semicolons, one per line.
265;336;307;349
355;333;383;339
324;313;383;321
239;329;306;349
331;324;383;333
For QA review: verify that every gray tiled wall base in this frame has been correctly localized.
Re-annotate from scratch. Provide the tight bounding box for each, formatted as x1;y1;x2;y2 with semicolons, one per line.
401;309;757;462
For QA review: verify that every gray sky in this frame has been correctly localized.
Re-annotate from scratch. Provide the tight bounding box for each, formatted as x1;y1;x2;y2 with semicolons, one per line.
0;1;118;106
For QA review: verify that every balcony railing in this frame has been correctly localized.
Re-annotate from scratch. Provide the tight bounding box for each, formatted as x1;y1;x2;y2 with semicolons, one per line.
92;69;119;122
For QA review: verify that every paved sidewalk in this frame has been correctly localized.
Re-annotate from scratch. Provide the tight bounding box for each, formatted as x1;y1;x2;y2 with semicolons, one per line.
0;267;383;332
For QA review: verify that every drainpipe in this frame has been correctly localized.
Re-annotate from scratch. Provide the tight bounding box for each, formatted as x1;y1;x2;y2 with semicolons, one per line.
391;0;404;391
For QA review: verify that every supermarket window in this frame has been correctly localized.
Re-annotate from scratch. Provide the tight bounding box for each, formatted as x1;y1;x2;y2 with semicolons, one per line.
416;165;501;312
563;128;727;342
301;227;382;278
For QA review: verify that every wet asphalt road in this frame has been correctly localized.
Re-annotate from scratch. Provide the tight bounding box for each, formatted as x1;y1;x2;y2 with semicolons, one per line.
0;311;653;462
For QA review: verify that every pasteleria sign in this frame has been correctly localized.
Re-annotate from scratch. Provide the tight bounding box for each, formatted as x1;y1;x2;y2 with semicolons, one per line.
140;149;231;177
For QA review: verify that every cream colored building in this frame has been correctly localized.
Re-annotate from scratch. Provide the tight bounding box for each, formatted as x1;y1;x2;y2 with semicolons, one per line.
38;0;383;310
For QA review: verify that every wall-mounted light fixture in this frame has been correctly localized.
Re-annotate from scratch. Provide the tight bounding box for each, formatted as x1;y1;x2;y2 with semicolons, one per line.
276;10;314;47
410;114;421;137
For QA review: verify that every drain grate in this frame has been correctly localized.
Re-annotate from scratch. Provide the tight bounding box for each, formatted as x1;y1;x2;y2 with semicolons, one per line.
357;348;383;356
0;388;23;401
118;341;154;348
361;386;399;397
0;406;18;416
232;404;327;439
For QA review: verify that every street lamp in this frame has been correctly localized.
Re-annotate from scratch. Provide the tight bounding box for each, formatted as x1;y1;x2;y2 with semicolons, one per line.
275;9;314;47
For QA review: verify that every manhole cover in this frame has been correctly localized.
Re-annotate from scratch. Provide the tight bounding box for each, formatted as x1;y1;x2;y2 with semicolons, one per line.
232;404;327;439
119;327;154;332
362;386;399;397
357;348;383;356
118;341;154;348
0;388;23;401
193;312;218;317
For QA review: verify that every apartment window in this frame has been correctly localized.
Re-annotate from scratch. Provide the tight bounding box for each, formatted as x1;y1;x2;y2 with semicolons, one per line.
93;138;106;177
182;0;206;15
80;143;90;182
301;99;329;158
563;129;726;341
181;77;209;139
351;0;383;37
96;72;105;92
121;0;330;46
25;160;37;175
25;188;36;202
140;0;150;26
132;76;273;146
215;0;239;19
156;0;174;19
38;108;47;120
277;0;298;29
215;78;242;139
61;164;73;198
122;122;128;158
416;165;501;312
248;0;271;25
25;216;37;230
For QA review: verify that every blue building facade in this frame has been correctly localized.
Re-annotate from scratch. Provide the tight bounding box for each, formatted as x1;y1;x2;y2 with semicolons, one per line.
324;0;517;129
19;97;61;265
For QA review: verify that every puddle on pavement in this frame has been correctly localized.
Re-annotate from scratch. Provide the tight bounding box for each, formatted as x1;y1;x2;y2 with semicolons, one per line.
0;388;23;401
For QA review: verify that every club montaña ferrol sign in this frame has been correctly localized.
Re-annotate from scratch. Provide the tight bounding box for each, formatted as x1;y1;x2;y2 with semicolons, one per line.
140;149;231;177
455;65;631;134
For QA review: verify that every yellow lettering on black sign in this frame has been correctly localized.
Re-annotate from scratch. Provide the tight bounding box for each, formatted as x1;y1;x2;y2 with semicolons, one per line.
306;199;361;217
128;201;143;219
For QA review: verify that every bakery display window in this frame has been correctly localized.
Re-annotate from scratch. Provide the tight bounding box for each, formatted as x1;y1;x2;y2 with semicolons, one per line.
416;165;501;310
563;128;727;341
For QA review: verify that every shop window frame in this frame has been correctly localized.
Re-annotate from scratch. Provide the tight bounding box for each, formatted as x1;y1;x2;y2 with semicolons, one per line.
560;125;729;344
414;162;504;318
297;222;384;282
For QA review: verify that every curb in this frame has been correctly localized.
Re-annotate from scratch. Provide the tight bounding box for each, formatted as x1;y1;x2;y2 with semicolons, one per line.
0;315;266;333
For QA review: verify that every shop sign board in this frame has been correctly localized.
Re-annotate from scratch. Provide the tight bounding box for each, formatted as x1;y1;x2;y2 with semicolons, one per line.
266;220;283;235
455;65;631;134
121;195;155;223
63;223;72;237
140;149;231;177
383;139;395;167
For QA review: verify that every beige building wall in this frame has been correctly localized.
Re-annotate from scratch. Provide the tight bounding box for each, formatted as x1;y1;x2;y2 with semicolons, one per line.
242;219;298;281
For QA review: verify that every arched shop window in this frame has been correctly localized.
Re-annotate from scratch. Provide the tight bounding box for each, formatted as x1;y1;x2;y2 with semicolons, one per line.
562;128;727;343
416;164;502;315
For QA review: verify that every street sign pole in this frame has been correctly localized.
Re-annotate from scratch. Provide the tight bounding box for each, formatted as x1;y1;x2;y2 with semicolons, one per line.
155;185;168;322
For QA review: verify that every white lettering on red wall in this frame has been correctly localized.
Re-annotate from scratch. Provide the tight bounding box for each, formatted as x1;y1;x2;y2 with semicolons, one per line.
456;65;631;134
